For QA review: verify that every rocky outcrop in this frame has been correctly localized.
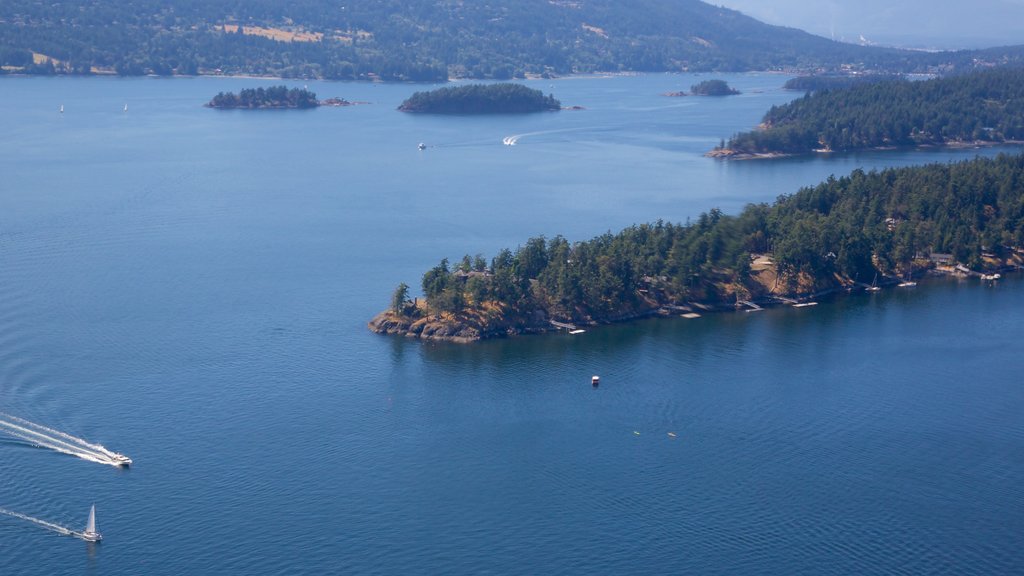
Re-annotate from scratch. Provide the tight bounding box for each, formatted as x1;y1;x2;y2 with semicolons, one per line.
368;309;551;343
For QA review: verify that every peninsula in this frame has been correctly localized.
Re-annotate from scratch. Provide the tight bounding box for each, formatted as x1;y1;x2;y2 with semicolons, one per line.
371;154;1024;343
398;84;561;114
782;74;900;92
711;67;1024;158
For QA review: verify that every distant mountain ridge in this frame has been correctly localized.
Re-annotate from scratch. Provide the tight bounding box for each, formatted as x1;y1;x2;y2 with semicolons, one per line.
1;0;1022;80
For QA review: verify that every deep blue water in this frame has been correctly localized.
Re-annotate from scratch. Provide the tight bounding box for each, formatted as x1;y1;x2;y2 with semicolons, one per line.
0;74;1022;575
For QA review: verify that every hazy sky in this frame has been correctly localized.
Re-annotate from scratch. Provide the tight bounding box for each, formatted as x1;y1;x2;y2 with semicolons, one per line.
712;0;1024;48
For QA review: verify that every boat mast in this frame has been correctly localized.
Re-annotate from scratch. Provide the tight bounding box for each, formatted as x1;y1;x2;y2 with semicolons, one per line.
86;504;97;534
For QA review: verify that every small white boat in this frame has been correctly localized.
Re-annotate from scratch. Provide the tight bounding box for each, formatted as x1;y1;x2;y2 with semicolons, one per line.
417;142;426;150
59;104;64;114
109;452;132;466
898;263;917;287
81;504;102;542
123;103;128;112
865;273;882;292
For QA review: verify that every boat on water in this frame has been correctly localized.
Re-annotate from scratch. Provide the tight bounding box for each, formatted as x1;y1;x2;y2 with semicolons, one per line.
898;262;917;287
866;273;882;292
109;452;132;466
81;504;102;542
417;142;426;150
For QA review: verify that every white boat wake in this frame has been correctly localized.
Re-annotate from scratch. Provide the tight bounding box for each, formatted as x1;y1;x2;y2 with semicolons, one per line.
0;413;131;467
0;507;78;538
502;126;595;147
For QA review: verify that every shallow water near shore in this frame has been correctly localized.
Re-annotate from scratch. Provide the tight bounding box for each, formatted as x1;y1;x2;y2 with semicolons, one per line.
0;74;1022;574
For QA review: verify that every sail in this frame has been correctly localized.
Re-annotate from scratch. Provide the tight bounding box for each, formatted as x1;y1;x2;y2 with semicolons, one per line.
86;505;97;534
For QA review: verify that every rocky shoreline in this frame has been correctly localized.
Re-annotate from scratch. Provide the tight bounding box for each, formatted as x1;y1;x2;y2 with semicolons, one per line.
370;261;1022;344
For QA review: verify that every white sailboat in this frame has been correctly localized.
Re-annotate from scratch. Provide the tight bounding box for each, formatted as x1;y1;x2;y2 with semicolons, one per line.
59;104;64;114
898;268;917;287
865;273;882;292
81;504;102;542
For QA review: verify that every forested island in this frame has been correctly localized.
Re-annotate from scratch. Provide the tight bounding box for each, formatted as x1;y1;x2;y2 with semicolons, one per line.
4;0;1024;80
207;86;319;109
690;79;740;96
398;84;561;114
712;67;1024;158
205;86;359;109
371;153;1024;342
664;79;740;97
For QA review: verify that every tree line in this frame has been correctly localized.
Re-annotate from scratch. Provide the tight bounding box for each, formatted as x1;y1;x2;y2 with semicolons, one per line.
782;74;901;92
725;67;1024;155
391;153;1024;324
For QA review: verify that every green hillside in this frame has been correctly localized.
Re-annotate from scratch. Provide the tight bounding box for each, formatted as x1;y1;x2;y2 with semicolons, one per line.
2;0;1020;80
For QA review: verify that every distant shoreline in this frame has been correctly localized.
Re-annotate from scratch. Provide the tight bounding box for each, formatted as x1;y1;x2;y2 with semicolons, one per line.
1;68;792;84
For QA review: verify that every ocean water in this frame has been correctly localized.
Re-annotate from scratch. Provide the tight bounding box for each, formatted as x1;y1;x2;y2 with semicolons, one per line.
0;74;1021;575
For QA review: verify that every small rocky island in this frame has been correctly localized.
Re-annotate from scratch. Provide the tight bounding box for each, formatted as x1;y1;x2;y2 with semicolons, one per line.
206;86;359;109
398;83;561;114
663;79;741;97
689;79;741;96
